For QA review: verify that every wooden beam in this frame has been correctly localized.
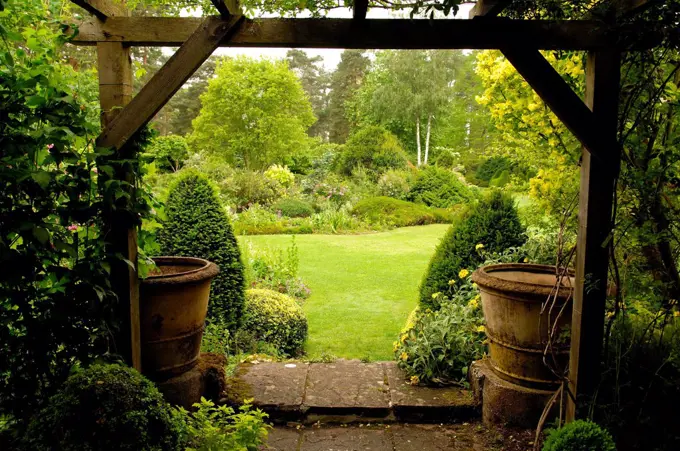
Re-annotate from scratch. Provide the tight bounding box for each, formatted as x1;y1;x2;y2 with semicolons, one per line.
210;0;231;18
567;50;621;421
353;0;368;20
68;17;622;50
96;41;141;372
71;0;127;20
500;48;617;168
469;0;513;18
98;15;244;150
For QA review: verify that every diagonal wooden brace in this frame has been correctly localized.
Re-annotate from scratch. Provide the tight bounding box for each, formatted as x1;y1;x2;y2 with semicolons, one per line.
501;47;620;173
97;14;244;150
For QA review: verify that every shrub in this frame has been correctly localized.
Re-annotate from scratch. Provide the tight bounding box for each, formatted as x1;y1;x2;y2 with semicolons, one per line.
543;420;616;451
243;237;312;299
242;289;308;356
406;166;472;208
24;364;182;451
378;169;413;199
337;126;408;176
490;169;510;187
221;169;282;211
395;284;485;386
473;156;512;186
353;197;453;227
177;398;270;451
419;190;526;309
264;164;295;190
160;170;246;329
273;198;315;218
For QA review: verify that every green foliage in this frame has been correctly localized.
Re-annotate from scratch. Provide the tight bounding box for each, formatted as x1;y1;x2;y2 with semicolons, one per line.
264;164;295;190
242;289;308;356
0;1;154;425
201;321;232;358
406;166;472;208
419;191;526;309
543;420;616;451
146;134;189;173
160;170;245;329
328;50;371;143
473;156;512;186
24;364;182;451
377;169;413;199
394;279;485;386
353;197;453;228
190;56;315;170
337;126;408;176
177;397;270;451
242;237;312;299
221;169;282;211
273;198;315;218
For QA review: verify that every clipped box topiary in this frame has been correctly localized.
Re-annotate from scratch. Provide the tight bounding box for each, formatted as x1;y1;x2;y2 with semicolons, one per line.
543;420;616;451
23;364;183;451
419;190;526;309
159;170;246;330
242;288;308;357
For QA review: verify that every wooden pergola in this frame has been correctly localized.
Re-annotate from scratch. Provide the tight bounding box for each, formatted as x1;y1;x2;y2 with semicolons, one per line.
68;0;657;421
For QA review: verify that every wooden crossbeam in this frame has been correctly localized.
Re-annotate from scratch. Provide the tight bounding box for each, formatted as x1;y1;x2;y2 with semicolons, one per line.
210;0;231;18
69;17;627;50
500;48;617;167
71;0;127;20
97;15;244;150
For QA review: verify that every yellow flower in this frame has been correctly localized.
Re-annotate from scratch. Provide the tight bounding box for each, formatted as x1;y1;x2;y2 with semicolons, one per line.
448;279;455;286
468;298;479;309
606;311;615;319
674;311;680;318
393;341;399;352
432;292;441;299
523;258;529;263
400;352;409;362
459;269;470;279
410;375;420;385
400;334;408;344
475;243;484;251
472;283;478;289
476;325;486;333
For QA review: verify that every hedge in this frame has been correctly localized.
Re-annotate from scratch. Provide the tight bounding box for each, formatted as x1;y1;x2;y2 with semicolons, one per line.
353;197;453;227
24;364;182;451
419;190;526;309
159;170;246;329
406;166;472;208
242;288;308;356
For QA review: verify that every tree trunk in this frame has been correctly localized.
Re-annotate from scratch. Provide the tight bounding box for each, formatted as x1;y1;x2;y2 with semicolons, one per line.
424;114;432;165
416;117;422;167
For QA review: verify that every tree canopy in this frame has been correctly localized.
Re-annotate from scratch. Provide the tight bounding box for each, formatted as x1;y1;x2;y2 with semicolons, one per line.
189;56;316;170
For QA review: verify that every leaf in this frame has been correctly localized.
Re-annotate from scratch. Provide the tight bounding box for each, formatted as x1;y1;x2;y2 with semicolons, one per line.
33;227;50;244
31;171;51;189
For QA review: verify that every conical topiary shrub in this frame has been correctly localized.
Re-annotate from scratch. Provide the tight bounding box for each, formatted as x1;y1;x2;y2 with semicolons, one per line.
159;170;245;329
419;190;526;310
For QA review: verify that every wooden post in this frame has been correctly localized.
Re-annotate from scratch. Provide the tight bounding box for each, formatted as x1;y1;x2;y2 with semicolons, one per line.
97;34;142;369
566;50;621;421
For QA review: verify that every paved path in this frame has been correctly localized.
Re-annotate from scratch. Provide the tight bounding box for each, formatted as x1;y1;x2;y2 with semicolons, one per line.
224;360;476;424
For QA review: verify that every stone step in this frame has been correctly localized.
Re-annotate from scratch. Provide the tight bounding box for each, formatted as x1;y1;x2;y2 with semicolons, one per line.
223;360;478;424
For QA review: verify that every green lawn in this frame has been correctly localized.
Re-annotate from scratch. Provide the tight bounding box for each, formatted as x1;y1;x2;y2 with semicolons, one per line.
239;224;449;361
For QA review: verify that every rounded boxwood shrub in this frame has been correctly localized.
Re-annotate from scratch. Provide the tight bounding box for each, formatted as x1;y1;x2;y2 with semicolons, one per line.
160;170;246;329
273;198;315;218
419;190;526;309
242;288;308;356
353;196;452;227
24;364;182;451
406;166;472;208
543;420;616;451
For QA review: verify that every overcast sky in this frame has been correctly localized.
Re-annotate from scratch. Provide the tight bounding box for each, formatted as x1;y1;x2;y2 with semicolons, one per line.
194;5;475;70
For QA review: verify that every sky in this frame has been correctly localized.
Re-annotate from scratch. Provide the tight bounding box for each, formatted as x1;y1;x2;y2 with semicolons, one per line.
189;4;475;71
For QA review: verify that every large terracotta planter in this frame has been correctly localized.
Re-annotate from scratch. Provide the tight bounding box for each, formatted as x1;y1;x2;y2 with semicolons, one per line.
471;263;574;388
140;256;219;379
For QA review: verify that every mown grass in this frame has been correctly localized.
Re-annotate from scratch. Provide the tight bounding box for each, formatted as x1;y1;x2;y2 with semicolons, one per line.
238;224;449;361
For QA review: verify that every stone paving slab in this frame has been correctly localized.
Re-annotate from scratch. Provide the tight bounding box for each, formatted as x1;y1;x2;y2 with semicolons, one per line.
226;360;478;425
305;361;389;410
384;362;478;423
262;422;529;451
224;361;309;422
